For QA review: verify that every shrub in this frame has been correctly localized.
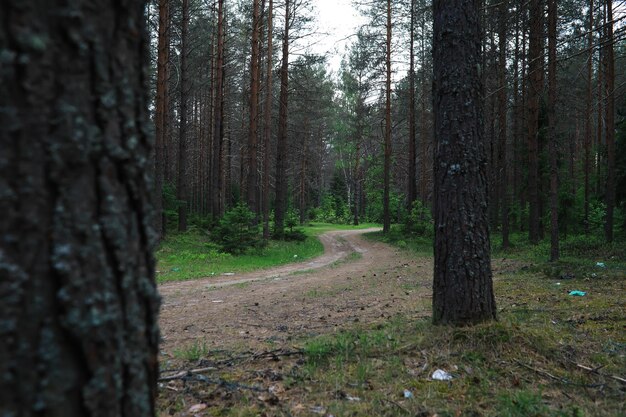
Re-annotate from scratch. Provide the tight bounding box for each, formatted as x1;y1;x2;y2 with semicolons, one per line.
404;200;434;237
213;203;262;254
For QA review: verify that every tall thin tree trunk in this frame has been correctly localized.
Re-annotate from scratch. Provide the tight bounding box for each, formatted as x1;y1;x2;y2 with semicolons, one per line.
499;0;510;249
527;0;543;244
263;0;274;239
512;6;521;232
247;0;261;217
604;0;615;242
274;0;290;236
432;0;496;325
155;0;170;240
584;0;594;234
548;0;559;261
383;0;392;233
408;0;417;208
212;0;225;220
0;1;160;414
177;0;190;232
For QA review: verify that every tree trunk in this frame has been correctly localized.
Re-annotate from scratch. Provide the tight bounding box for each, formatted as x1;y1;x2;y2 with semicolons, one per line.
212;0;225;221
274;0;290;237
408;0;417;209
247;0;261;218
584;0;593;234
548;0;559;261
383;0;392;234
432;0;496;325
498;0;510;249
604;0;615;242
155;0;170;240
0;1;160;415
263;0;274;239
177;0;190;232
527;0;543;244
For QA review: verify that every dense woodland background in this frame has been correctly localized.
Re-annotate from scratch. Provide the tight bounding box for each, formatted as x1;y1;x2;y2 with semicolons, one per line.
149;0;626;257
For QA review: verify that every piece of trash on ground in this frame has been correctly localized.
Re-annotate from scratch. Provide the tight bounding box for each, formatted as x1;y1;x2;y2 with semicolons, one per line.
403;389;414;398
431;369;453;381
569;290;587;296
188;404;207;413
346;395;361;402
596;262;606;268
171;267;181;272
222;272;235;276
212;300;224;303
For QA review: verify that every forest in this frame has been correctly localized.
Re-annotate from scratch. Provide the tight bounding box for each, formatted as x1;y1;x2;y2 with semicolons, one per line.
1;0;625;416
149;0;626;253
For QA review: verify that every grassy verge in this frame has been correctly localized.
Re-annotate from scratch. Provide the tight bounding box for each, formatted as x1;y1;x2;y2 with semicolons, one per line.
304;222;381;236
363;224;433;256
156;223;379;283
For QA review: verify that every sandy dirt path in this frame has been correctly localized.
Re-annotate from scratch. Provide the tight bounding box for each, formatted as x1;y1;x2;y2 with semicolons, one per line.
159;229;434;354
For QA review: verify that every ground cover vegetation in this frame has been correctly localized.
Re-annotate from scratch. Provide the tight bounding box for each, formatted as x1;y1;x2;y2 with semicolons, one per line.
155;237;625;416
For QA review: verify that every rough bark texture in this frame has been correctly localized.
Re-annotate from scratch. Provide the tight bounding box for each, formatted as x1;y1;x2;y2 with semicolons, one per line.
0;1;160;415
604;0;615;242
527;0;543;244
407;0;417;208
247;0;261;217
177;0;190;232
548;0;559;261
212;0;225;220
155;0;170;240
498;0;510;250
274;0;290;236
262;0;274;239
584;0;593;234
432;0;496;325
383;0;392;234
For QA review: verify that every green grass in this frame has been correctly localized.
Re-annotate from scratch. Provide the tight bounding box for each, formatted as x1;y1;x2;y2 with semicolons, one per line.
363;224;433;255
172;340;210;361
304;222;381;236
293;269;625;416
156;223;378;283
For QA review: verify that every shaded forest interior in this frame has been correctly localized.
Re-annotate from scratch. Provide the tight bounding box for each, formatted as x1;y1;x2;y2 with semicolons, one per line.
150;0;626;255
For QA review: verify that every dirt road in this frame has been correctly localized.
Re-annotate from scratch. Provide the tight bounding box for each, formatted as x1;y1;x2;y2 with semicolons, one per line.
159;228;434;354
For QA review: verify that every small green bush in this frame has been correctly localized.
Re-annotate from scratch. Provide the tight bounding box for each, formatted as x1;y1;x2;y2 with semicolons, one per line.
213;203;262;254
404;200;434;237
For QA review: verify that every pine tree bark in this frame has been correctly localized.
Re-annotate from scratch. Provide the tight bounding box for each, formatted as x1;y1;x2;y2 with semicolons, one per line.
498;0;510;249
263;0;274;239
548;0;559;261
155;0;170;240
247;0;261;217
383;0;392;234
604;0;615;242
212;0;225;220
274;0;290;237
584;0;593;234
432;0;496;325
527;0;543;244
407;0;417;209
0;1;160;415
177;0;190;232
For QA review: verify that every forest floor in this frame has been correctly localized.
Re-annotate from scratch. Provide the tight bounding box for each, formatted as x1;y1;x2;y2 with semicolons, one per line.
156;228;625;417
